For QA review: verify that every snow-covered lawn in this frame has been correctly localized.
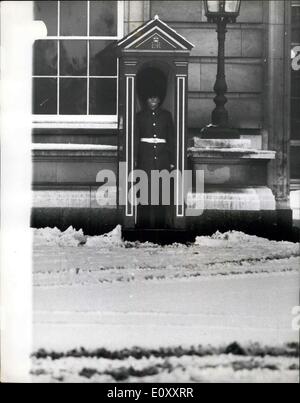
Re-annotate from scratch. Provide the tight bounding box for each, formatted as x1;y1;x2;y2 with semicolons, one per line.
32;226;299;383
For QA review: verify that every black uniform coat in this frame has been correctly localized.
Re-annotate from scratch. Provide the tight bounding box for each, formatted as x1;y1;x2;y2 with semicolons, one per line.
135;107;175;172
135;107;175;229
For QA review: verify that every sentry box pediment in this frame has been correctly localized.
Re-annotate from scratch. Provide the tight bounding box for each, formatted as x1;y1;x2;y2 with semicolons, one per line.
117;15;194;53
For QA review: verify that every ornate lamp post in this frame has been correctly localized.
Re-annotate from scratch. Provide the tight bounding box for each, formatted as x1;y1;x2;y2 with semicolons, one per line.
202;0;241;138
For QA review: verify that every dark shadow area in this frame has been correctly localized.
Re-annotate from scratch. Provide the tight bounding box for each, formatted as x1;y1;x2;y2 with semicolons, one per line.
122;229;195;245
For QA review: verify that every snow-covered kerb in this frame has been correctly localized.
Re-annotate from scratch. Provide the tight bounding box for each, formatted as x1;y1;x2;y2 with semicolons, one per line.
33;225;299;284
33;225;123;247
33;225;299;253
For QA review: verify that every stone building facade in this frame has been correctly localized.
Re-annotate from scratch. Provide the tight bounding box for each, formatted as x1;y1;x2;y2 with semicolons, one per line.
31;1;300;239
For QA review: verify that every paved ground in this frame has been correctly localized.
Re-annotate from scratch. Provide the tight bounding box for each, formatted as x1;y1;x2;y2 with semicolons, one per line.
33;272;299;351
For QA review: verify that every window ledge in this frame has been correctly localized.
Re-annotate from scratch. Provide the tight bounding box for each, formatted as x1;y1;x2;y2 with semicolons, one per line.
32;122;118;130
32;143;117;151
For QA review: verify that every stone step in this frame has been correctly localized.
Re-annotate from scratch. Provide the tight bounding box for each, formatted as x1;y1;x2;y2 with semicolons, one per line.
192;138;252;149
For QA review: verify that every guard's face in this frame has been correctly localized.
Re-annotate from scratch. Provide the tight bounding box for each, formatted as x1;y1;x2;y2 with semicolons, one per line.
147;96;160;111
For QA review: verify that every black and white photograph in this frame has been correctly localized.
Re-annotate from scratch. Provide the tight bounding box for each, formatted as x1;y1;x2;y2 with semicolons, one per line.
1;0;300;385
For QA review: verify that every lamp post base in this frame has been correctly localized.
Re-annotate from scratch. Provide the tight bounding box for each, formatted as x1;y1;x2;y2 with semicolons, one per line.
200;125;240;139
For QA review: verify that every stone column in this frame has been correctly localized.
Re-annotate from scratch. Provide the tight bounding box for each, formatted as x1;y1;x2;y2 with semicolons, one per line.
265;0;291;215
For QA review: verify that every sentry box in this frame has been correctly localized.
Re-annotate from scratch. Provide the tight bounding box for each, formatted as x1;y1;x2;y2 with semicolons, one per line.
116;16;194;233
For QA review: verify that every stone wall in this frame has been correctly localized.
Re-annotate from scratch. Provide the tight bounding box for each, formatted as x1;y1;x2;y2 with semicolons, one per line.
149;0;266;130
31;1;293;233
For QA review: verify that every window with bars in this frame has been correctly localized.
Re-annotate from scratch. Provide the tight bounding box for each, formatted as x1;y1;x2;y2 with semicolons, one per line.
32;1;123;124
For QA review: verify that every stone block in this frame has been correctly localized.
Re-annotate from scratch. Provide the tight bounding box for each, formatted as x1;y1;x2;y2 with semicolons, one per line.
129;1;144;22
227;97;263;129
33;161;57;183
188;97;213;128
128;22;143;33
253;187;276;210
150;1;202;22
188;188;260;211
200;63;263;93
192;138;252;149
188;97;263;129
188;63;201;91
238;1;263;23
33;189;90;208
290;191;300;221
241;29;263;58
193;162;266;186
240;134;262;150
187;187;275;212
177;28;242;57
91;186;117;208
56;161;109;183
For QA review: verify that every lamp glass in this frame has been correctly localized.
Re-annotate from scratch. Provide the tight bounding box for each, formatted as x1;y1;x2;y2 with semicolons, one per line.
225;0;239;13
207;0;219;12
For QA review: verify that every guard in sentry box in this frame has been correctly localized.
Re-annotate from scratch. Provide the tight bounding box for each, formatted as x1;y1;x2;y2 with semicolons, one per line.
135;93;175;229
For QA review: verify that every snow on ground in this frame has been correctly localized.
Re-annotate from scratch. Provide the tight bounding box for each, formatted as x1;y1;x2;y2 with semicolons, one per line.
33;225;299;286
31;347;298;383
32;226;300;383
